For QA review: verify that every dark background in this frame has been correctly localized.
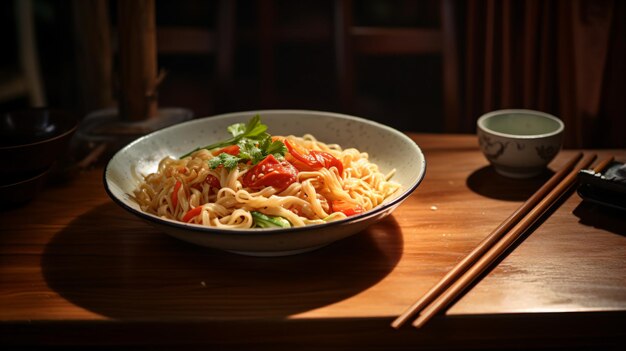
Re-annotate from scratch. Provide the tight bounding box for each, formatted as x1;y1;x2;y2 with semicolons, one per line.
1;0;624;147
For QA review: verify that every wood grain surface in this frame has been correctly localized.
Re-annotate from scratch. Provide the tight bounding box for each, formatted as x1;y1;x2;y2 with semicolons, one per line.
1;134;624;349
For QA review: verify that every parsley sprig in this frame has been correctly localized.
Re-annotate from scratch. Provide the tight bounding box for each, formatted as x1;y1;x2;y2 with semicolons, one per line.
181;115;287;170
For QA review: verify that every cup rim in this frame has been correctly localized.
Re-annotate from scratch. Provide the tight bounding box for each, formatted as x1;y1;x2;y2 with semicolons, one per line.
477;109;564;139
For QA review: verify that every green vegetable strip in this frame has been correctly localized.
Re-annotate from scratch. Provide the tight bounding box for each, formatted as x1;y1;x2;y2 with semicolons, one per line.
251;211;291;228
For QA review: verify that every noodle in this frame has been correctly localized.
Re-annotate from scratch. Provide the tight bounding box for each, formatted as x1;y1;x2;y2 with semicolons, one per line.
132;132;400;229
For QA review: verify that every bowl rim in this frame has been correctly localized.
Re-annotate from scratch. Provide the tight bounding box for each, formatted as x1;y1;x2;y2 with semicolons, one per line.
104;109;427;236
477;109;564;139
0;108;79;150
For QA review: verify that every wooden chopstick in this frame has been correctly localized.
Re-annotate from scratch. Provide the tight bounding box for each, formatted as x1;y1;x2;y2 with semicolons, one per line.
391;152;583;329
591;156;614;173
411;153;607;329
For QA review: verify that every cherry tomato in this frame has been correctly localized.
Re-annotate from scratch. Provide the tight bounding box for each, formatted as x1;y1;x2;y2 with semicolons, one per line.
242;154;298;191
204;174;221;189
284;140;343;174
192;174;221;191
331;200;365;217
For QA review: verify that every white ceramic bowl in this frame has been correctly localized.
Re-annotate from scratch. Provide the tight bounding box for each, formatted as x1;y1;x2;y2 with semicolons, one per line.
104;110;426;256
477;109;564;178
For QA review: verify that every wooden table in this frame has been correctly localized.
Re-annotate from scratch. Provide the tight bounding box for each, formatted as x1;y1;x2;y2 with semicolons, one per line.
1;134;625;350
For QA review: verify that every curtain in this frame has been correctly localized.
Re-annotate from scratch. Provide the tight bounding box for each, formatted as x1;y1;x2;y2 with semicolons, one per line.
456;0;625;148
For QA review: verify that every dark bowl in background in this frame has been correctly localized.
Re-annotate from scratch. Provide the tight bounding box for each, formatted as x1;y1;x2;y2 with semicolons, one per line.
0;167;51;208
0;109;78;206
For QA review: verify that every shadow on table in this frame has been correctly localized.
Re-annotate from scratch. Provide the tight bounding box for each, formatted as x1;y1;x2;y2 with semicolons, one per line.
466;166;554;201
573;201;626;237
41;203;403;319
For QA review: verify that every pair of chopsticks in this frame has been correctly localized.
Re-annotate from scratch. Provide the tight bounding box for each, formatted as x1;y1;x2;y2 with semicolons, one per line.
392;152;614;329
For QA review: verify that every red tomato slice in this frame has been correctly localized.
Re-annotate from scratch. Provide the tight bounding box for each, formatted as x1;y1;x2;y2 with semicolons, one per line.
182;206;203;222
213;144;240;156
242;154;298;191
331;200;365;217
284;140;343;174
171;180;182;209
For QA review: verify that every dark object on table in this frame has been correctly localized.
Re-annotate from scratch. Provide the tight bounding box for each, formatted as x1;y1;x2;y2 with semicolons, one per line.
0;168;50;209
0;109;78;206
577;161;626;211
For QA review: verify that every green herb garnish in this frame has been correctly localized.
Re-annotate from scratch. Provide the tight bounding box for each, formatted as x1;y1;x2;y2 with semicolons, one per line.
207;153;240;169
181;115;287;170
181;115;269;158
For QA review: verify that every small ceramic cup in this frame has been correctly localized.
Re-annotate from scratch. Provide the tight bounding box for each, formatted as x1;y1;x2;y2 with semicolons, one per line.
477;109;564;178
